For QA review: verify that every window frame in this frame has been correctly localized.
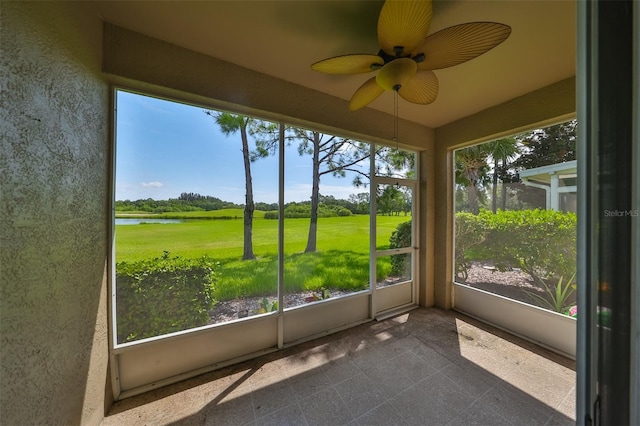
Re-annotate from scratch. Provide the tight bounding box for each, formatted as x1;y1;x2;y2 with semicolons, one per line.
108;87;421;399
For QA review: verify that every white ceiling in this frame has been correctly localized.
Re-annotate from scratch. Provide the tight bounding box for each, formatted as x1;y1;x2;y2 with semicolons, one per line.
93;0;576;129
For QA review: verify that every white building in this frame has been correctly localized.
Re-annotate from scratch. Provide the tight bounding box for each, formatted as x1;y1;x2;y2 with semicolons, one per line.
520;160;577;212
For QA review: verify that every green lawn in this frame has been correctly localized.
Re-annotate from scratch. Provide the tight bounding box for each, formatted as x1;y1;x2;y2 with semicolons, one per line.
116;214;411;300
116;214;410;261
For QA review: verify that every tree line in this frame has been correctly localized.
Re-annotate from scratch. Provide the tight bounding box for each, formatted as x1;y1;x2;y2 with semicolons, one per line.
115;191;412;218
115;193;243;213
116;193;366;214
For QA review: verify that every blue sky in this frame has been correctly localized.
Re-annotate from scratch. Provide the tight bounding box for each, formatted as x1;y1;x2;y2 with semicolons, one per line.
115;91;368;204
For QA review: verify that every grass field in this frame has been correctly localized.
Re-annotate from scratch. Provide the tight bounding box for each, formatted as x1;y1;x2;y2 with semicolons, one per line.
116;214;409;260
116;214;411;300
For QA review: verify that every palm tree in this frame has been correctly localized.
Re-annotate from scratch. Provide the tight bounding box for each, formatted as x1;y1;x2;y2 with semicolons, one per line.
485;137;520;212
455;145;490;214
206;111;256;260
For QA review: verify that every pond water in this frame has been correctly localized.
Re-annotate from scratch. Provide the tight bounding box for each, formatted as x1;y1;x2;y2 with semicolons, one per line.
115;218;182;225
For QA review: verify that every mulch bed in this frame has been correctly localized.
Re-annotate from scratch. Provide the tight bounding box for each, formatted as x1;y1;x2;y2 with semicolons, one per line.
459;261;543;305
208;262;574;324
459;261;576;309
208;290;354;324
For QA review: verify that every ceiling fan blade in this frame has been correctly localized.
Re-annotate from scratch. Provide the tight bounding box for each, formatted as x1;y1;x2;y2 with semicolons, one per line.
349;77;385;111
378;0;432;57
416;22;512;71
311;54;384;74
398;70;439;105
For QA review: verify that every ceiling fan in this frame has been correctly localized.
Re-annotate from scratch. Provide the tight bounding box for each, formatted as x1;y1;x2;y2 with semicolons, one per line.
311;0;512;111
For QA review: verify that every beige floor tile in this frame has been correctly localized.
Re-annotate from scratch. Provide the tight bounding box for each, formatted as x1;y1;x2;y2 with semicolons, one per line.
299;387;354;425
103;308;576;426
333;372;387;418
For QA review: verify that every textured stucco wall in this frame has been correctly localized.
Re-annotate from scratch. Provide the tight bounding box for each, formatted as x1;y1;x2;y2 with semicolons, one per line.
0;2;110;424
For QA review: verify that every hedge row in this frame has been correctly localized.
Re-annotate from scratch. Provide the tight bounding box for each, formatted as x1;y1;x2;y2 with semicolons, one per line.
264;204;352;219
116;252;217;343
455;209;576;281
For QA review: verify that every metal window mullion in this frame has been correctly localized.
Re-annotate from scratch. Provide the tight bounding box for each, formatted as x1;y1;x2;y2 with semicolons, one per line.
369;143;377;318
411;177;418;305
577;1;599;421
277;122;285;348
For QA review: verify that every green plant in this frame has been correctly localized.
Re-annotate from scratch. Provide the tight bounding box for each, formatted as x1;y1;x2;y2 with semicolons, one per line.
454;209;576;282
335;207;353;217
480;209;576;280
389;220;412;276
116;251;217;343
524;273;576;313
256;297;279;314
304;287;331;303
454;212;489;281
319;287;330;299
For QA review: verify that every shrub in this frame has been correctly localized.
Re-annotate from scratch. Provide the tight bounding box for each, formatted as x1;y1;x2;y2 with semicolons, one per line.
264;211;279;220
389;220;412;276
454;212;489;281
282;203;352;218
454;209;576;281
335;207;353;217
524;273;576;313
116;251;217;343
480;209;576;280
284;203;311;218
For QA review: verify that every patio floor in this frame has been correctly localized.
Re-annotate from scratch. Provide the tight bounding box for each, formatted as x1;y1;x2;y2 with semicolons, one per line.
102;307;575;425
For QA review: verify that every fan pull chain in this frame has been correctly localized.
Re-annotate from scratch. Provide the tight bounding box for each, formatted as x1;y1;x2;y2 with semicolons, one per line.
393;90;400;189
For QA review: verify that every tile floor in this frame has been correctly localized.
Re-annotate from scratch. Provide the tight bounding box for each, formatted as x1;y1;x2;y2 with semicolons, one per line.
103;308;575;425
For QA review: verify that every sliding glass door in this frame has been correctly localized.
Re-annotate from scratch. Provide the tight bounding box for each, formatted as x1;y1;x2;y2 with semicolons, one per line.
576;1;638;424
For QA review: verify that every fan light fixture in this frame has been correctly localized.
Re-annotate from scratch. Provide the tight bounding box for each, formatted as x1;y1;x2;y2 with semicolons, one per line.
311;0;511;111
376;58;417;92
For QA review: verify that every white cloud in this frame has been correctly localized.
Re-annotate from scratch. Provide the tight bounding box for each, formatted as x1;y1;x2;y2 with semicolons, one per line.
141;181;164;188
